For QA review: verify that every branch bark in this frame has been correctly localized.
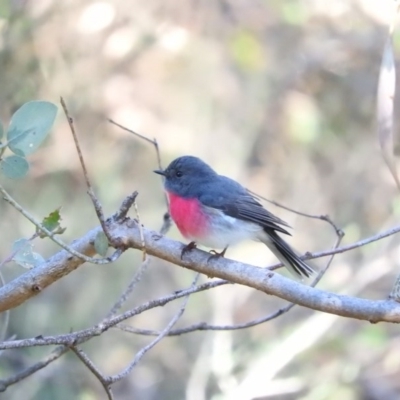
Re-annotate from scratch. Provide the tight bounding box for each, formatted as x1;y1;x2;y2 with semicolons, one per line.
1;214;400;322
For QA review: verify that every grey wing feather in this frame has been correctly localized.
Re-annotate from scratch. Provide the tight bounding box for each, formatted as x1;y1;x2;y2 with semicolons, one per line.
199;176;291;235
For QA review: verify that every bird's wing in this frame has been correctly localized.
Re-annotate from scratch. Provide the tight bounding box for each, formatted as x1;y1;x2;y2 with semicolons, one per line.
199;176;291;235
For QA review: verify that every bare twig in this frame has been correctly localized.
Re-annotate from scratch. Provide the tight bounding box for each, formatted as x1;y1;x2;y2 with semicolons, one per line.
311;235;342;284
105;257;151;319
250;191;344;237
61;98;116;247
305;224;400;260
116;191;138;221
108;118;169;207
70;346;113;400
106;274;200;385
117;305;296;336
0;346;69;392
0;246;22;270
107;248;125;262
108;119;163;170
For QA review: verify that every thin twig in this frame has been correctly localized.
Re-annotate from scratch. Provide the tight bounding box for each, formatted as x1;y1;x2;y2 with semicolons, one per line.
108;118;169;207
107;248;125;262
108;118;164;172
0;247;21;270
0;345;69;392
106;273;200;385
70;346;113;400
105;257;151;319
311;235;343;284
263;222;399;272
117;306;296;336
0;184;118;265
61;98;115;247
116;191;138;221
250;191;344;236
305;225;400;260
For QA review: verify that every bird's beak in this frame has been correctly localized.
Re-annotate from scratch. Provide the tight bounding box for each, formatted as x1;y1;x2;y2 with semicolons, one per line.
154;169;166;176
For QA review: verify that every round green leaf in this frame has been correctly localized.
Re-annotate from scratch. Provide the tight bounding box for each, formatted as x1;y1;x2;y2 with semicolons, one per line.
7;100;57;156
0;155;29;179
94;231;109;256
12;238;45;269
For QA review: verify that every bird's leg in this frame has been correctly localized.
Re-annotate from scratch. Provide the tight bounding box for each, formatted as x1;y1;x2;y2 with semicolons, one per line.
207;246;228;263
181;241;197;259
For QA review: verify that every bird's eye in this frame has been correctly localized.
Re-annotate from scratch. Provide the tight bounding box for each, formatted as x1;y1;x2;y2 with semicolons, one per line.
175;170;183;177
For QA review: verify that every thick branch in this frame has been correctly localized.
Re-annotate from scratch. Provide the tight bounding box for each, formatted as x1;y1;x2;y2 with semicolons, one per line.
1;216;400;322
0;224;100;312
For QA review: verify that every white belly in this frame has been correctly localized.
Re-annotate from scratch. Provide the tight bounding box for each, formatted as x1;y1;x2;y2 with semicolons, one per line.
189;210;263;249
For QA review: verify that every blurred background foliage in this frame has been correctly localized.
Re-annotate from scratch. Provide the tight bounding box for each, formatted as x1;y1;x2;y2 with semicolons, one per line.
1;0;400;399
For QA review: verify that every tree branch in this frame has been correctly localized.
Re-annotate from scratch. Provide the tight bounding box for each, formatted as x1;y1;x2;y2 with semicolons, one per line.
70;346;113;400
1;210;400;321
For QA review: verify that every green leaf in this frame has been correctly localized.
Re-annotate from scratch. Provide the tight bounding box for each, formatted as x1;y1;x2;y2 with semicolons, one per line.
12;239;45;269
0;119;3;141
0;155;29;179
7;100;57;156
94;231;109;256
38;207;66;238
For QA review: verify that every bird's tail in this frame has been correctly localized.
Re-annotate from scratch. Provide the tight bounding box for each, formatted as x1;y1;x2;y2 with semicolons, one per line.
261;230;314;279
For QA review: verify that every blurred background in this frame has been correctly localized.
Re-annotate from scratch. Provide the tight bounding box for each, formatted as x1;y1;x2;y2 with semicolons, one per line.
1;0;400;399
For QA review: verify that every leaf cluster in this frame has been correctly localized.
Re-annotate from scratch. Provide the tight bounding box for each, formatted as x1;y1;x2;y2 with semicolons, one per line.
0;101;57;179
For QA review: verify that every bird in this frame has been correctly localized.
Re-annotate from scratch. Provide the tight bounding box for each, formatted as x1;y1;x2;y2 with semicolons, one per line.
154;156;314;279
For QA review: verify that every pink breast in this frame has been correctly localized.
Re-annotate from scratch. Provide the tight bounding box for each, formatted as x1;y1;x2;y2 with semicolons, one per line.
167;191;209;239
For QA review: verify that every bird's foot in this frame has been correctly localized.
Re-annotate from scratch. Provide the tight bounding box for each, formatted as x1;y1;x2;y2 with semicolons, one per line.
181;241;197;259
207;247;228;263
